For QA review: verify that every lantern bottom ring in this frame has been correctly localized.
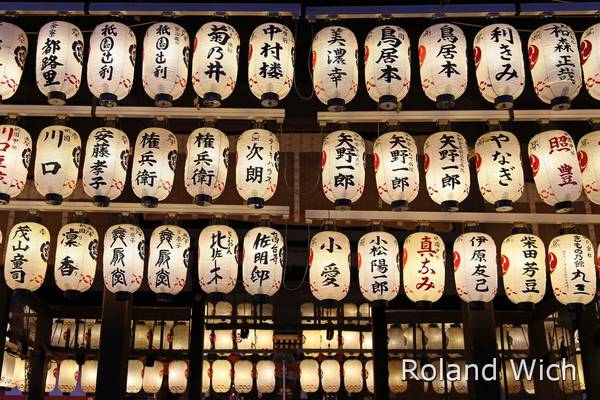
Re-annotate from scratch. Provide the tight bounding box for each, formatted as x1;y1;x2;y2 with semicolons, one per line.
555;201;574;214
247;197;265;209
0;192;10;205
202;92;222;108
494;199;513;212
99;93;118;108
115;291;131;301
494;95;514;110
45;193;63;205
156;293;174;303
378;95;398;111
154;93;173;108
415;301;432;309
141;196;159;208
194;194;213;206
326;98;346;112
334;199;352;210
261;92;279;108
551;96;571;111
47;91;67;106
93;195;110;207
436;94;455;110
64;290;80;300
441;200;459;212
468;301;485;310
391;199;408;211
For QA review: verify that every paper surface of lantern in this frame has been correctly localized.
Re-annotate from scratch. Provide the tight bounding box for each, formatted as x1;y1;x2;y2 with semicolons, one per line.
453;232;498;304
309;230;351;305
248;23;295;107
234;360;253;393
103;224;145;298
45;360;57;392
142;361;164;393
36;21;83;104
256;360;276;393
388;359;407;393
192;22;239;107
577;130;600;204
171;322;189;350
214;329;233;352
548;234;596;305
0;352;15;388
185;127;229;205
581;23;600;100
452;359;468;394
320;329;338;353
88;22;136;106
501;233;546;305
419;23;468;108
343;359;363;393
202;360;210;393
528;130;582;213
300;359;319;393
0;22;27;101
341;330;361;355
12;358;26;392
4;222;50;291
364;25;410;110
424;131;470;211
473;23;525;109
80;360;97;393
127;360;143;393
446;324;464;357
58;359;78;393
168;360;187;394
475;130;524;211
242;226;284;300
83;127;130;206
198;224;238;295
142;22;189;107
0;125;31;204
133;321;152;349
34;125;81;205
147;225;190;300
54;223;98;295
312;26;358;111
255;330;274;353
365;359;374;393
358;231;401;303
528;23;582;109
388;327;405;356
403;232;445;304
131;127;177;207
211;360;231;393
322;130;366;208
320;359;341;393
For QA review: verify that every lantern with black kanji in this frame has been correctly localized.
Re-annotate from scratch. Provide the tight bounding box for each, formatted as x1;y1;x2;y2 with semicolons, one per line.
528;23;582;110
312;26;358;111
4;222;50;293
501;233;546;305
300;359;319;393
320;359;341;393
197;224;238;296
242;226;284;301
403;231;445;306
88;22;136;106
168;360;187;394
103;224;145;299
577;130;600;204
528;130;581;213
309;230;351;306
0;22;27;101
147;225;190;301
0;125;31;204
54;223;98;297
358;231;400;303
581;23;600;100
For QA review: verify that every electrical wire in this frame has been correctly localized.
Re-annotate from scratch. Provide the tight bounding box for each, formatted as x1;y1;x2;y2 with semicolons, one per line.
292;18;315;101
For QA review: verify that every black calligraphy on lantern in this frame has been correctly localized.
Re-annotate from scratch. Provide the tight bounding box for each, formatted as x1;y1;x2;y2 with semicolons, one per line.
435;25;460;78
325;27;348;88
332;132;358;191
487;25;519;81
570;235;591;295
98;24;118;81
368;235;390;295
40;22;63;86
204;24;231;83
466;235;490;292
520;235;540;294
545;24;578;84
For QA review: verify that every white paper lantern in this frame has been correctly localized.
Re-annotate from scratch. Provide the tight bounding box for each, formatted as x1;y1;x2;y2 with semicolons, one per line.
36;21;83;104
248;23;295;107
322;130;365;209
45;360;57;392
302;330;321;355
300;359;319;393
13;358;26;392
501;233;546;305
202;360;210;393
453;359;468;394
581;23;600;100
453;232;498;304
358;231;401;303
388;327;405;356
185;127;229;205
54;223;98;295
87;22;136;106
312;26;358;111
171;322;189;350
214;329;233;352
192;22;239;107
388;359;407;393
242;226;284;300
403;231;445;304
131;127;177;207
419;23;467;108
233;360;253;393
103;224;145;299
88;321;101;349
211;359;231;393
147;225;190;300
133;321;152;349
0;124;32;204
5;221;50;292
142;22;189;107
473;23;525;109
236;128;279;208
577;130;600;204
142;361;164;393
548;233;596;306
424;131;470;211
320;329;339;353
343;303;358;324
168;360;187;394
0;22;27;101
58;359;78;393
362;331;373;353
34;125;81;205
0;351;16;388
255;329;274;353
80;360;97;394
343;359;363;393
320;359;341;393
309;230;350;305
446;324;465;357
127;359;144;393
83;126;130;207
363;359;373;393
528;130;582;213
256;360;275;393
213;301;233;323
197;224;238;295
475;130;524;211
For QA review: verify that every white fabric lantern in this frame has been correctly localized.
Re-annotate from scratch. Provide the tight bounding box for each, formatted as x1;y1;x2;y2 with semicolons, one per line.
54;223;98;295
473;23;525;109
5;221;50;292
403;231;445;304
577;130;600;204
58;359;78;393
192;22;239;107
319;329;338;353
581;23;600;100
88;22;136;106
300;359;319;393
127;360;143;393
364;25;410;110
171;322;189;350
343;359;363;393
255;329;274;353
320;359;341;393
83;127;130;207
248;23;295;107
528;130;582;213
211;359;231;393
80;360;97;394
142;361;164;393
0;124;32;204
0;351;16;388
0;22;27;101
256;360;275;393
13;358;26;392
309;230;350;305
528;23;582;110
475;130;524;211
341;330;361;356
236;128;279;208
36;21;83;105
302;330;321;355
185;127;229;205
131;127;177;207
147;225;190;300
424;131;470;211
501;233;546;305
548;233;596;306
242;226;284;300
418;23;468;108
89;321;101;349
34;125;81;205
142;22;189;107
45;360;57;392
312;26;358;111
202;360;210;393
234;360;253;393
214;329;233;352
388;327;405;356
453;232;498;304
133;321;152;349
198;224;238;295
446;324;465;357
322;130;365;209
358;231;401;303
168;360;187;394
103;224;145;298
388;359;407;393
453;359;468;394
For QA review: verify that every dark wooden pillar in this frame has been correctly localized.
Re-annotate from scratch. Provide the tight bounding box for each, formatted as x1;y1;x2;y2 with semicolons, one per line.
187;293;206;399
0;279;12;375
528;316;556;398
371;301;389;400
577;304;600;398
25;294;51;400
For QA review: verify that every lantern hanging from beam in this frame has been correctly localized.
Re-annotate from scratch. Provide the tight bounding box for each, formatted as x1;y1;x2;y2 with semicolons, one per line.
300;359;319;393
0;22;27;101
0;124;31;204
581;23;600;100
453;232;498;305
168;360;187;394
211;359;231;393
147;225;190;301
256;360;276;393
309;230;351;306
577;130;600;204
198;224;238;296
242;226;284;301
403;231;445;305
320;359;341;393
103;224;145;299
80;360;97;394
45;360;57;392
358;231;401;303
4;221;50;292
343;359;363;393
234;360;253;393
57;359;78;393
142;360;164;394
388;327;405;356
126;359;144;394
501;233;546;305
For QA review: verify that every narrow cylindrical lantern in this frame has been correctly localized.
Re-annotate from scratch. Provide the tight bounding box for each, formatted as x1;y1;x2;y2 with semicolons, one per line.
388;359;407;393
528;130;582;213
198;224;238;295
142;22;189;107
453;359;468;394
388;327;405;356
185;127;229;205
473;23;525;109
58;359;78;393
234;360;253;393
358;231;401;303
211;359;231;393
0;22;27;101
214;329;233;352
446;324;464;357
255;329;274;353
147;225;190;301
312;26;358;111
256;360;276;393
202;360;210;393
103;224;145;299
192;22;239;107
343;359;363;393
5;222;50;292
34;125;81;205
142;361;164;393
54;223;98;296
309;230;351;306
453;232;498;305
528;23;582;110
171;322;189;350
80;360;97;394
248;23;295;107
242;226;284;301
365;359;374;393
320;359;341;393
45;360;57;392
0;351;16;388
89;321;101;349
88;22;136;106
300;359;319;393
127;359;144;393
12;358;26;392
341;330;361;355
581;23;600;100
403;231;445;305
501;233;546;305
36;21;84;105
83;126;130;207
0;125;32;204
322;130;365;209
424;131;470;211
577;130;600;204
133;321;152;349
168;360;187;394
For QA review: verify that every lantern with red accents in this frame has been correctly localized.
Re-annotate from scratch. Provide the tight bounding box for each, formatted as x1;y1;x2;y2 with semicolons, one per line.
103;224;145;300
4;222;50;293
358;231;400;303
0;22;27;101
242;226;284;302
402;230;445;306
197;224;238;296
256;360;276;393
147;225;190;301
309;230;351;306
581;23;600;100
168;360;188;394
320;359;341;393
0;124;31;204
577;130;600;204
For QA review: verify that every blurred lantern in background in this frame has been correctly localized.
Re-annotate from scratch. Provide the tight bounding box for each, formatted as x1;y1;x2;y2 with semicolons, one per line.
126;359;143;393
320;359;341;393
168;360;187;394
57;359;78;393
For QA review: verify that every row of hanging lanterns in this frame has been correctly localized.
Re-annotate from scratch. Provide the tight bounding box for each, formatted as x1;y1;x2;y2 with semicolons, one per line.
133;320;189;350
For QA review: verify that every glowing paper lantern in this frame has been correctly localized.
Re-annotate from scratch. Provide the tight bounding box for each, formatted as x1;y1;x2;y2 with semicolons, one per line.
322;130;365;209
58;359;78;393
453;232;498;305
45;360;57;392
255;330;274;353
12;358;26;392
312;26;358;111
171;322;189;350
302;330;321;355
424;131;470;211
34;125;81;205
234;360;253;393
364;359;374;393
0;22;27;101
388;359;407;393
0;125;31;204
147;225;190;300
388;327;405;356
309;230;351;305
577;130;600;204
256;360;275;393
473;23;525;109
242;226;284;301
133;321;152;349
4;222;50;292
320;329;338;353
403;231;445;304
168;360;187;394
214;329;233;352
80;360;97;394
320;359;341;393
501;233;546;305
211;359;231;393
36;21;83;105
192;22;239;107
248;23;295;107
88;22;136;106
528;130;581;213
198;224;238;295
453;359;468;394
358;231;401;303
343;359;363;393
341;330;361;356
581;23;600;100
300;359;319;393
202;360;210;393
126;360;143;393
142;361;164;393
88;321;101;349
103;224;145;299
0;351;16;388
446;324;465;357
54;223;98;296
83;127;130;207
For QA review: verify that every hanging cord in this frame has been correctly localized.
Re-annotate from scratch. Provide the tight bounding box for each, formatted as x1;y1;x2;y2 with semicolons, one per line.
292;18;315;101
282;222;311;291
297;124;324;197
278;122;294;192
